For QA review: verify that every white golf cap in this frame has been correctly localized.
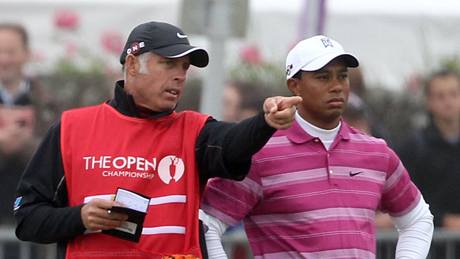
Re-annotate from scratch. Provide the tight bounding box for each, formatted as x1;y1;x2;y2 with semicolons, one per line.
285;35;359;79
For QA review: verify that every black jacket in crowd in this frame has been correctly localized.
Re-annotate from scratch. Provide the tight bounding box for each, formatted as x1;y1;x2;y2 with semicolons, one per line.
14;80;276;259
398;120;460;227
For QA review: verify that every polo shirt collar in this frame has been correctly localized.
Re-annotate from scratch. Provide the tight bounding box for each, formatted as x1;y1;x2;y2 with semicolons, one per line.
285;118;352;144
337;119;352;140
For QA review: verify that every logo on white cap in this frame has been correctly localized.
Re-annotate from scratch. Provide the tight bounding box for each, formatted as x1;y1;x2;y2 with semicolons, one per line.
321;37;334;48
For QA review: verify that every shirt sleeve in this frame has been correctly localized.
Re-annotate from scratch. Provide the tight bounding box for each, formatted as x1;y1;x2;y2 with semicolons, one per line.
196;112;276;181
14;120;86;243
201;160;263;226
380;148;421;217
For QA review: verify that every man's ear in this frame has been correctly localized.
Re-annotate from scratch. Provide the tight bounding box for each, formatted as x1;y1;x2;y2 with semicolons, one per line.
125;54;139;76
287;78;300;96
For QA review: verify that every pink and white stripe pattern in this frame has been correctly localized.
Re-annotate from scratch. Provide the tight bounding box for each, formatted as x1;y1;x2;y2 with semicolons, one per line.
202;121;420;258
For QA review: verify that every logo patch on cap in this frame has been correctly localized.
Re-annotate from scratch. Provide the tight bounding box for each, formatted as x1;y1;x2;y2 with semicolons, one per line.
286;64;293;76
321;37;333;48
14;196;23;211
126;41;145;55
176;32;188;39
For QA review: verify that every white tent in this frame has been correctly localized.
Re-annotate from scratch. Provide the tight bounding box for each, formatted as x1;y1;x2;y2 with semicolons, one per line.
250;0;460;90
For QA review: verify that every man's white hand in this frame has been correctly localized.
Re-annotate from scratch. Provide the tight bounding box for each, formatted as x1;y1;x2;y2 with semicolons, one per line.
263;96;302;129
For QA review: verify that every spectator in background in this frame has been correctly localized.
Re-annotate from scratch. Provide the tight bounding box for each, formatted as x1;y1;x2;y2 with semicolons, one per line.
398;69;460;228
222;80;272;122
0;23;54;225
348;67;392;145
348;67;366;98
342;92;371;134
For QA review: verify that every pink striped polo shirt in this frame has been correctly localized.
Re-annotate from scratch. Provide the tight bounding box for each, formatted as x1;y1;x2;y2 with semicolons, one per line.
201;120;420;259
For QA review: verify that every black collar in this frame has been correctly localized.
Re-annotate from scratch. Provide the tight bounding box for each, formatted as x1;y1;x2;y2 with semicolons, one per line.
107;80;173;119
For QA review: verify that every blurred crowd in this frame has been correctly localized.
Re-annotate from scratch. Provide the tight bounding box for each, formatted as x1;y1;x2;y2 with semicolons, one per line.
0;23;58;225
1;21;460;257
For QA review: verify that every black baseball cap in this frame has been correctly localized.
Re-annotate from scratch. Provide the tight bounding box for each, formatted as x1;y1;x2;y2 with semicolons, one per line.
119;21;209;67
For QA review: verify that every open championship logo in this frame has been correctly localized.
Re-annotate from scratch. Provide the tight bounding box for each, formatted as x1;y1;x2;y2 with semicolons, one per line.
157;155;185;184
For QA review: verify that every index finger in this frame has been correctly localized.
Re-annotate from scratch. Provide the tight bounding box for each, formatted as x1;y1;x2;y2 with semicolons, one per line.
277;96;302;110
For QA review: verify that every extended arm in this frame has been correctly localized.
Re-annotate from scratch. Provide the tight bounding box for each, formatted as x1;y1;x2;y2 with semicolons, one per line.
196;96;301;181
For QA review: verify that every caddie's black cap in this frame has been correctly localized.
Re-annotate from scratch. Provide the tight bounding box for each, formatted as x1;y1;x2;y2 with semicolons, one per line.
120;21;209;67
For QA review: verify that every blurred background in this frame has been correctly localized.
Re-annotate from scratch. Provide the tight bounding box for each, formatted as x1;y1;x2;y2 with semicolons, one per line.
0;0;459;258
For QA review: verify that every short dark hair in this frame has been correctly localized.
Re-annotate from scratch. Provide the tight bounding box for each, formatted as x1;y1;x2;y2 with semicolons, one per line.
291;71;302;80
0;23;29;49
424;69;460;96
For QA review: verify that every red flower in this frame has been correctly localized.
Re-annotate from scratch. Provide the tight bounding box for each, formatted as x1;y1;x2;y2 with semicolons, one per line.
240;45;262;65
100;31;124;55
65;41;78;57
54;9;80;30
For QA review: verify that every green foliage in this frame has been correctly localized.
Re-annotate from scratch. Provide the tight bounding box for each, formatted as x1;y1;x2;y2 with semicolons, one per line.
440;56;460;75
41;56;114;113
228;61;290;96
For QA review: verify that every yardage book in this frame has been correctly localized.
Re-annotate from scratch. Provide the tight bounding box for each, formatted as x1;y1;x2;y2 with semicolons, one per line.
102;188;150;242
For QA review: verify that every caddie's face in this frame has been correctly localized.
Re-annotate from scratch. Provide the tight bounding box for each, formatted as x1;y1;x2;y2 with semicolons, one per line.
126;52;190;112
287;58;350;129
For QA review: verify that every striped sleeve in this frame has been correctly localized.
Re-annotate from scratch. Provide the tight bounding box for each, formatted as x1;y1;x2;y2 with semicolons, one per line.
380;148;421;216
201;162;263;226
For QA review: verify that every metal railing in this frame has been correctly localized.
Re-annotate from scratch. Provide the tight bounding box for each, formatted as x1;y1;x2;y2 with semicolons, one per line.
2;226;460;259
0;226;55;259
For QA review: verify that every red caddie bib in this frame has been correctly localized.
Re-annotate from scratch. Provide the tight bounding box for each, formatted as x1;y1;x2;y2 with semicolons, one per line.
61;103;208;259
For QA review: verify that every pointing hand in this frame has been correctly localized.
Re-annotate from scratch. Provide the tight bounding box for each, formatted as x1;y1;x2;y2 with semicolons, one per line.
263;96;302;129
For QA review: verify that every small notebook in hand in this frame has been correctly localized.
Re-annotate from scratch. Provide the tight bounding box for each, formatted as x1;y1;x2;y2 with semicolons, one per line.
102;188;150;242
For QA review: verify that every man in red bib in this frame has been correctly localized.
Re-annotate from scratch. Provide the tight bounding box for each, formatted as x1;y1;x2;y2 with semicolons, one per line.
13;21;301;259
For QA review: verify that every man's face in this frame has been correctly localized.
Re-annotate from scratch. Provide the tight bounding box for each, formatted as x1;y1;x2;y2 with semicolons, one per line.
126;52;190;112
0;28;29;85
288;59;350;129
427;75;460;123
